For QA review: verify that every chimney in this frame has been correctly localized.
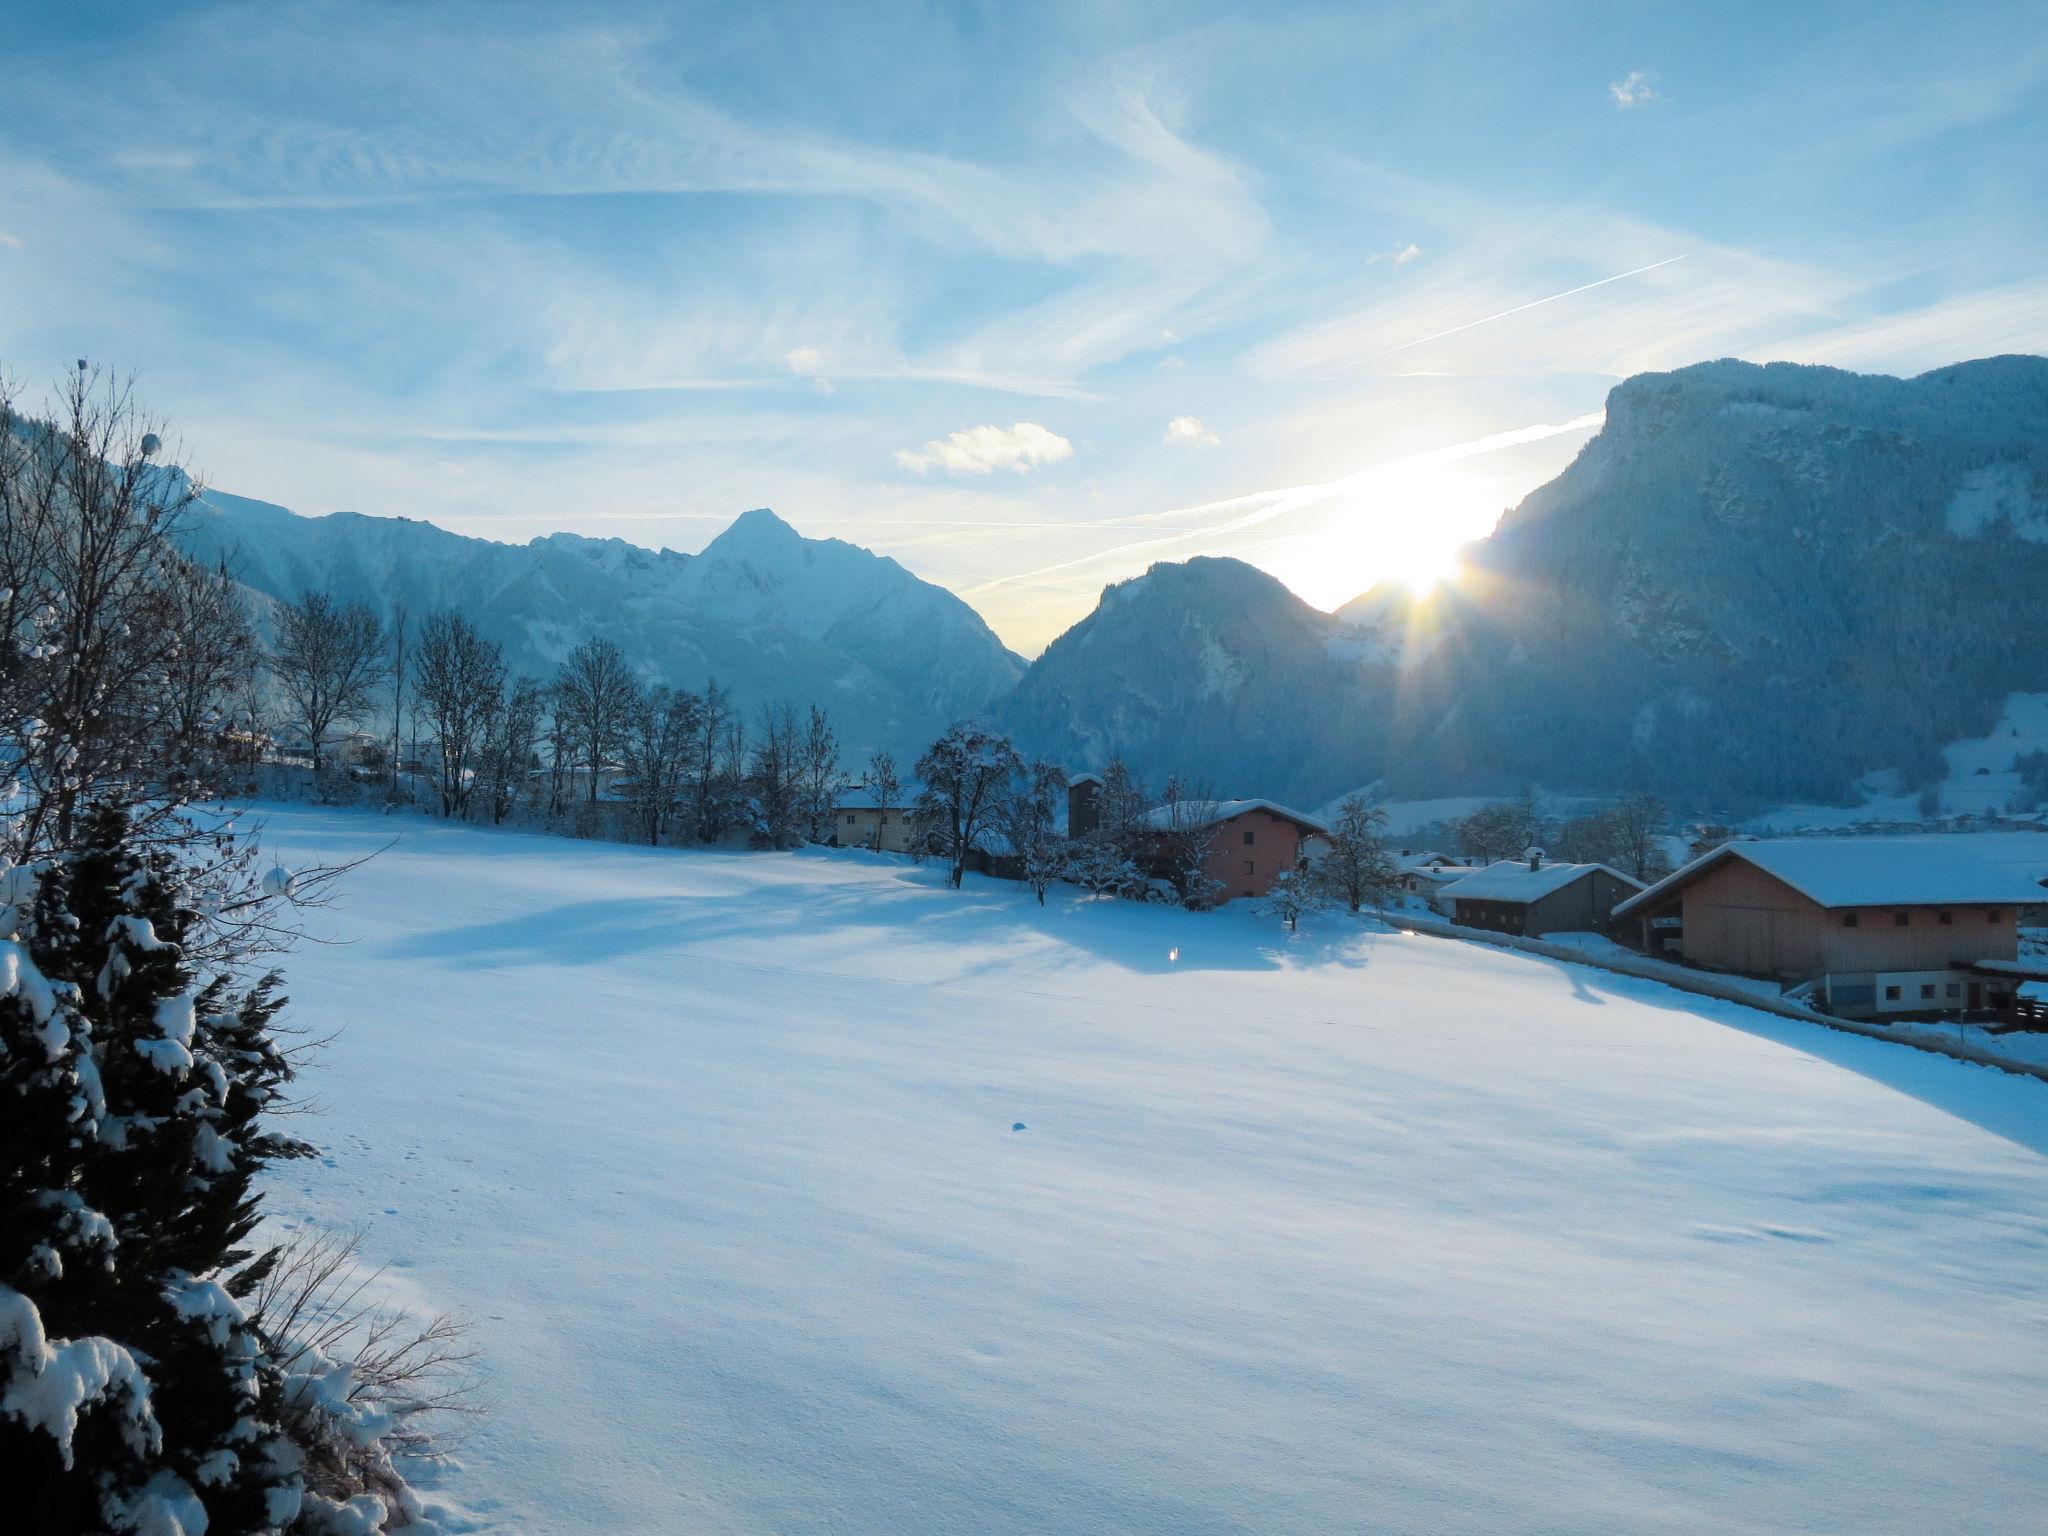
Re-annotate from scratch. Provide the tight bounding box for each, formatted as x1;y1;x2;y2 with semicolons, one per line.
1525;845;1544;872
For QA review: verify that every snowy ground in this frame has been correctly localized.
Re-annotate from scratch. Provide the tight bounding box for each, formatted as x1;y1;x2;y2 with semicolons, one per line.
254;805;2048;1535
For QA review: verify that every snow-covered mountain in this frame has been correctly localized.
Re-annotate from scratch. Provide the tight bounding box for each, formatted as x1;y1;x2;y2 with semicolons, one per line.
178;489;1024;763
1003;355;2048;810
992;557;1394;805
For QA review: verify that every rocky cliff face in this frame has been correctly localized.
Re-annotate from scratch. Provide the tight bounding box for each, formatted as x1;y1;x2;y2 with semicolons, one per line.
1005;356;2048;810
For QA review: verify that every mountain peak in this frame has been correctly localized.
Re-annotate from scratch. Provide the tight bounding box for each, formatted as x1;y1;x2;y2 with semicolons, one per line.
702;507;803;563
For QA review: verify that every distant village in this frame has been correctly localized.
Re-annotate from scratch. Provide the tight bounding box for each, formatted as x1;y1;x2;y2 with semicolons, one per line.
253;682;2048;1040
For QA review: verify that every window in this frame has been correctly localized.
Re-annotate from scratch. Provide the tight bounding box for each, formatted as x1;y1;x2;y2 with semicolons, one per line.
1884;985;1902;1001
1894;911;1910;927
1842;912;1859;928
1244;860;1256;875
1946;984;1961;999
1938;910;1953;926
1242;829;1255;846
844;813;855;825
1987;909;2004;923
1921;984;1936;1000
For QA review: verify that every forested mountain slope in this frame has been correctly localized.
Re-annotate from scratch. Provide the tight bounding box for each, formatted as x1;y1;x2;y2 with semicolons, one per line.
1004;356;2048;809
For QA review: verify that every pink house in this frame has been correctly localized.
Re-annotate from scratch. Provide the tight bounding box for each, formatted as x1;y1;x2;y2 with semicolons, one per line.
1138;798;1331;903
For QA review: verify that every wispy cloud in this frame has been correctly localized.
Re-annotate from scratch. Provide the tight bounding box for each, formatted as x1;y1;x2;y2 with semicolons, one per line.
896;423;1075;476
1164;415;1219;446
1370;242;1423;265
1609;70;1657;109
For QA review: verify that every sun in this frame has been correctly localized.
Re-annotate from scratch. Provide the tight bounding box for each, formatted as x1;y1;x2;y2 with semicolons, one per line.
1267;463;1501;609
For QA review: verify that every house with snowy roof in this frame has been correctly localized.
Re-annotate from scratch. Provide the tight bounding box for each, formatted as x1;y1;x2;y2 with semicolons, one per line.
1136;798;1332;903
1439;852;1645;937
1612;833;2048;1018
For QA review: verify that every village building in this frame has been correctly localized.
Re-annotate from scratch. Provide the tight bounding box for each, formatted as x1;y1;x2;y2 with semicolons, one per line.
833;798;924;854
1439;853;1645;936
1612;834;2048;1018
1135;798;1331;903
1397;853;1475;911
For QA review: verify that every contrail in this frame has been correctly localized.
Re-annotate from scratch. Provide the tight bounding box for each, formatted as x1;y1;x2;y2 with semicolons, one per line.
1351;254;1689;366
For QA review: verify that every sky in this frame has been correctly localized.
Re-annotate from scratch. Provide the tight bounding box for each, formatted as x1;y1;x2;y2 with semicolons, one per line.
1;1;2044;653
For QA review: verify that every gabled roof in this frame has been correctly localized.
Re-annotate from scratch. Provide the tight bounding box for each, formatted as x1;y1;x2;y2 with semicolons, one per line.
1138;798;1331;837
1439;859;1645;904
1067;772;1104;788
1613;833;2048;918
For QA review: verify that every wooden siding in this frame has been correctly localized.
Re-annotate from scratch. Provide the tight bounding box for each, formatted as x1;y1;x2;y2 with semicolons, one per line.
1677;860;1829;979
1449;867;1638;936
1674;857;2022;979
1819;903;2019;972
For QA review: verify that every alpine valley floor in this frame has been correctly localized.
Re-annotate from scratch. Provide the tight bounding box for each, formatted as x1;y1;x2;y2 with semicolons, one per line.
253;805;2048;1535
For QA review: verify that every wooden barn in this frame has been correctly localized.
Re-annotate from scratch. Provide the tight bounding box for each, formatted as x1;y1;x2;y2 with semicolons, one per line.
1438;854;1645;937
1613;834;2048;1018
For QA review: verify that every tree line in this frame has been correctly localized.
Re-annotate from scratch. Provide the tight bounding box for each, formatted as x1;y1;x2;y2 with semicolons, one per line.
265;596;846;849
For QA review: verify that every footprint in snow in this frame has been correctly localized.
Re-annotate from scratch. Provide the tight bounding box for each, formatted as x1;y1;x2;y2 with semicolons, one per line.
1012;1122;1027;1132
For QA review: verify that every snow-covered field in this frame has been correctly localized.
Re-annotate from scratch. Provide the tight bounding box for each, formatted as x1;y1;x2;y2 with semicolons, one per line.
256;806;2048;1535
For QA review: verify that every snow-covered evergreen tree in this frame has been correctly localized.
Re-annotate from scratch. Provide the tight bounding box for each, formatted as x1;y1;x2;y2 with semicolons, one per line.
1;806;309;1533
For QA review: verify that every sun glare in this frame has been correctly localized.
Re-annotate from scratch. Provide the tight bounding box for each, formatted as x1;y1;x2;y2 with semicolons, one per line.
1268;463;1503;609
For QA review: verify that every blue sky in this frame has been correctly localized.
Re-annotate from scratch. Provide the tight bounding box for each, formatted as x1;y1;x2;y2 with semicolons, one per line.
2;1;2043;650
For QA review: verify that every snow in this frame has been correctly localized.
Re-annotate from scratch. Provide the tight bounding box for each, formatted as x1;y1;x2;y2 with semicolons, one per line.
1136;797;1330;834
0;1284;162;1470
1619;832;2048;916
1437;858;1643;903
254;804;2048;1534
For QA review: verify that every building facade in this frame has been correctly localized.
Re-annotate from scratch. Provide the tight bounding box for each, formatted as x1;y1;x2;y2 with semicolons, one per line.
1614;836;2047;1018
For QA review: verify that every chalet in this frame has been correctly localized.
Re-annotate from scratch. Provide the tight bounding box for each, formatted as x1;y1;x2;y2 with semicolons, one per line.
1135;798;1331;903
1439;852;1644;936
833;799;923;854
1612;834;2048;1019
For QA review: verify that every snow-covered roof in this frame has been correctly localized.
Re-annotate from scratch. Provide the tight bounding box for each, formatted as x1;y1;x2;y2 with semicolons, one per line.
1439;859;1645;904
1068;772;1103;788
1614;833;2048;917
1400;863;1468;883
1137;798;1331;836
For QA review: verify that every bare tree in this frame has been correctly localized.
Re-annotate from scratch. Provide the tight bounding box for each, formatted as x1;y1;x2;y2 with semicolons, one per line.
798;704;840;843
475;677;544;825
1000;759;1068;905
387;603;409;800
161;553;257;788
412;611;504;818
1157;777;1224;910
865;749;901;851
272;591;386;774
0;366;228;850
620;685;703;845
1317;793;1399;913
913;722;1019;888
688;678;733;842
553;638;636;804
748;702;804;848
1608;791;1671;882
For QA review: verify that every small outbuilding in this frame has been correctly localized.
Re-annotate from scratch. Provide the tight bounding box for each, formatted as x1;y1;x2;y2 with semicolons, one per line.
1439;853;1645;937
